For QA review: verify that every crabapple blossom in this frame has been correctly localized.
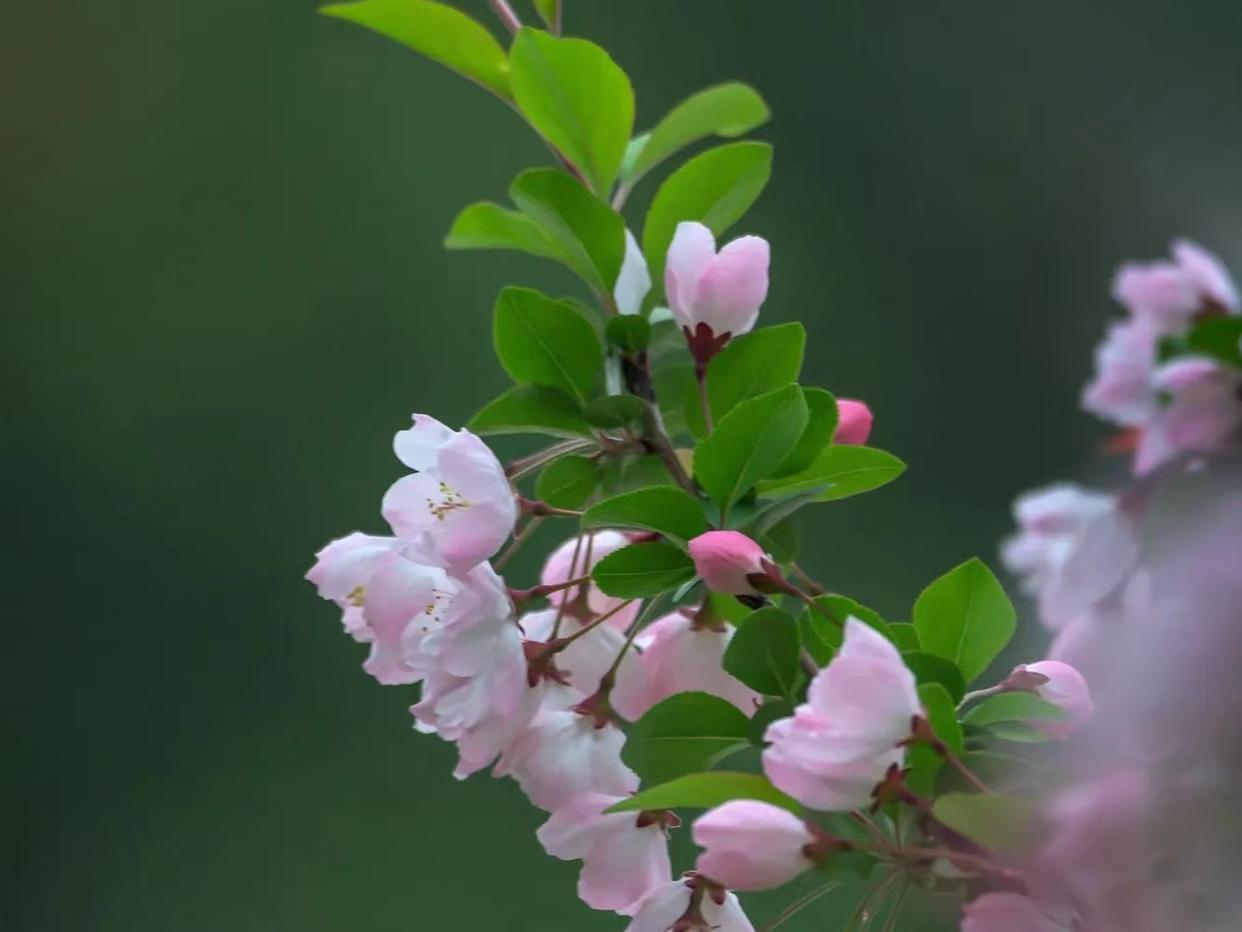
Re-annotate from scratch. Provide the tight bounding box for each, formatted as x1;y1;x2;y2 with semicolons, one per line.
1134;356;1242;475
692;801;815;891
621;611;760;718
1112;239;1238;327
960;892;1072;932
665;221;770;341
1015;660;1093;738
537;792;673;914
833;398;874;445
542;531;641;630
624;877;754;932
763;618;920;811
687;530;768;595
381;414;517;569
615;229;653;316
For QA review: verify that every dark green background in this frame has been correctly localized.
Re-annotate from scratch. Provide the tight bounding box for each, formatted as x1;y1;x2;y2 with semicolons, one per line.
7;1;1241;929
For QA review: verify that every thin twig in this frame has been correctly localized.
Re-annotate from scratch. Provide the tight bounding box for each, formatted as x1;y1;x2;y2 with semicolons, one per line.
554;598;637;648
494;517;543;572
487;0;522;35
696;370;714;433
940;746;994;794
641;401;697;496
956;683;1005;712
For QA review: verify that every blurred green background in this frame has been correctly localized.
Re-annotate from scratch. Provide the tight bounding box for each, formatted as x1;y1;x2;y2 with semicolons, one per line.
7;0;1242;929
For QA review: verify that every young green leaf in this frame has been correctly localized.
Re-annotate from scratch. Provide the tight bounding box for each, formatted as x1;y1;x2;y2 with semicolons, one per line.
888;623;921;651
642;141;773;292
468;384;594;438
509;29;634;195
963;692;1068;726
932;793;1037;858
771;388;838;477
535;455;600;509
694;384;809;513
622;692;751;785
685;323;806;438
493;287;602;402
321;0;512;100
912;558;1017;685
902;651;967;703
582;486;710;543
510;168;626;290
444;202;566;261
605;315;651;353
757;445;906;501
917;682;963;752
532;0;560;31
584;395;647;428
606;771;799;815
723;607;802;699
592;541;696;598
625;83;771;186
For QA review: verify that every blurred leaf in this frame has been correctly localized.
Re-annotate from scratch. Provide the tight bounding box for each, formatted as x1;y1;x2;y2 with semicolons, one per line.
723;607;802;699
605;315;651;353
532;0;559;31
321;0;512;100
469;384;593;438
932;793;1036;857
747;698;794;745
888;623;920;651
642;141;773;292
772;388;838;477
903;651;967;703
980;720;1053;744
509;29;634;194
582;486;709;543
707;592;752;625
626;83;771;185
606;771;799;814
913;558;1016;685
695;385;808;513
510;168;626;290
493;287;602;402
686;323;806;438
593;541;696;598
444;202;565;261
963;692;1067;726
622;692;751;785
918;682;963;752
535;455;599;509
757;445;906;501
584;394;647;428
1161;316;1242;369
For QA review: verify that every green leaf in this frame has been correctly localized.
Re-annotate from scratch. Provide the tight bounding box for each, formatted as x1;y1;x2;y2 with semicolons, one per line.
606;771;799;815
772;389;838;477
979;721;1052;744
622;692;751;785
747;698;795;745
626;83;771;185
757;445;906;501
903;651;967;703
321;0;512;100
469;384;593;438
532;0;559;31
493;287;602;403
510;168;626;290
888;623;920;651
642;141;773;293
932;793;1037;857
582;486;709;543
1184;316;1242;368
686;323;806;438
913;558;1016;685
918;682;963;753
605;315;651;353
509;28;634;195
963;692;1068;726
584;394;647;429
600;453;677;495
723;608;802;699
535;455;599;509
592;541;696;598
444;202;565;261
695;385;809;513
797;595;894;664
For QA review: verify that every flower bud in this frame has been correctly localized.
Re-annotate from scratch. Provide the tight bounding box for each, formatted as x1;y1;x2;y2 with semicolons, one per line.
1018;660;1094;738
687;531;767;595
665;221;769;340
692;801;815;891
833;398;873;445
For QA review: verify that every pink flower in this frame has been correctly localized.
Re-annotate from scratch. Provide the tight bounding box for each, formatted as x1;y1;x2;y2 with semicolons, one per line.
1081;317;1160;427
542;531;641;630
1015;660;1094;738
692;801;814;891
618;611;760;719
624;878;754;932
1134;356;1242;475
665;221;770;338
496;686;639;810
381;414;517;570
1113;239;1238;327
833;398;874;445
520;608;649;716
687;531;768;595
537;793;673;914
961;893;1072;932
763;618;919;811
615;229;652;317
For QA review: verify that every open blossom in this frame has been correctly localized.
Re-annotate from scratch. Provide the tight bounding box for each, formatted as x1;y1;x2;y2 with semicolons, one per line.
1134;356;1242;475
625;878;754;932
542;531;641;630
665;221;770;338
621;611;760;718
1016;660;1093;738
1112;239;1238;327
763;618;919;811
687;530;767;595
381;414;516;570
833;398;874;445
692;801;814;891
960;893;1072;932
537;793;673;914
615;229;652;316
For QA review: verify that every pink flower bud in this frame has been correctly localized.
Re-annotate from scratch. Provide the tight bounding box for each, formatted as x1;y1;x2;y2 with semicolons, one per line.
665;221;770;339
693;801;814;891
1018;660;1094;738
833;398;874;445
687;531;768;595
